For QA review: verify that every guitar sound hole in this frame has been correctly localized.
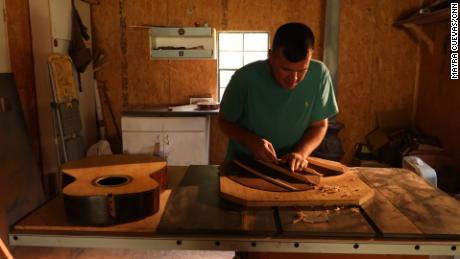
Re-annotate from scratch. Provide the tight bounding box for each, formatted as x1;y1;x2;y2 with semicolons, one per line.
93;175;132;187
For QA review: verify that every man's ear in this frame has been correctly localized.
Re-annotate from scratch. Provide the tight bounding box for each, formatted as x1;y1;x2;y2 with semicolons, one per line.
268;49;273;64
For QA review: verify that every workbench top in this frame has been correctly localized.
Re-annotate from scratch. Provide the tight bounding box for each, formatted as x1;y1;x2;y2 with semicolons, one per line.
9;166;460;256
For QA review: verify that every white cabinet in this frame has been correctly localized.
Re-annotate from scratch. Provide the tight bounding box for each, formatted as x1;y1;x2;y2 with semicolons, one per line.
149;27;216;59
121;116;210;165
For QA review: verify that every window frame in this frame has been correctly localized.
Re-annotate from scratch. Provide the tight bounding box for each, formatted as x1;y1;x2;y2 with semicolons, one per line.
217;31;270;101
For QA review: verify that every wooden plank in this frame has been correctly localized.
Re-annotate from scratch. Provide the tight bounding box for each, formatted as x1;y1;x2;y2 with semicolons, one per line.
0;73;45;238
358;167;460;238
278;206;375;238
157;165;277;235
360;189;423;238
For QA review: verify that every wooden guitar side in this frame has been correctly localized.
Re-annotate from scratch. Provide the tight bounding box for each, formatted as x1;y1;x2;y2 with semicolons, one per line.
61;155;166;225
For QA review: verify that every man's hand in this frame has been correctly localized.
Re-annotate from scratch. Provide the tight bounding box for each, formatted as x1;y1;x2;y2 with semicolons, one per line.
218;114;278;161
281;152;309;172
278;119;328;172
248;138;278;162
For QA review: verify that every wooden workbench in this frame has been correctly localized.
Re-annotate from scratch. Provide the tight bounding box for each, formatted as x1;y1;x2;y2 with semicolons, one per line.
9;165;460;256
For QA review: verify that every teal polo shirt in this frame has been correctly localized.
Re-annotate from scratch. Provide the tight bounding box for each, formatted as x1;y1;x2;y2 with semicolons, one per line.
220;59;338;160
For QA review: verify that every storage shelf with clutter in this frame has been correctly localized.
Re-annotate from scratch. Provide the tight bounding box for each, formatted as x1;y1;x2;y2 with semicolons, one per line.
149;26;216;59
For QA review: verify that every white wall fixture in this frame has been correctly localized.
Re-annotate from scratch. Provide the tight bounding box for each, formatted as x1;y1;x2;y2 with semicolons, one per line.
149;27;216;59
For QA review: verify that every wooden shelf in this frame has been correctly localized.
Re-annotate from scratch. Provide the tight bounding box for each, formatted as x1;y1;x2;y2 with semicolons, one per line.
394;5;450;53
395;7;450;26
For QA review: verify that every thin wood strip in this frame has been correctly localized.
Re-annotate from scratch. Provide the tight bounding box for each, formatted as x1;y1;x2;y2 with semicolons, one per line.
233;160;299;191
307;156;347;173
0;238;13;259
303;167;323;176
257;160;320;185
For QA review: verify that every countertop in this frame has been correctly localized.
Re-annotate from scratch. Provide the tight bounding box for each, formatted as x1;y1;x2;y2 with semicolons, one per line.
123;104;219;117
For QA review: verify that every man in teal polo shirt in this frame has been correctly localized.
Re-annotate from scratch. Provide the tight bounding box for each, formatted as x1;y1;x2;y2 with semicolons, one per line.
219;22;338;172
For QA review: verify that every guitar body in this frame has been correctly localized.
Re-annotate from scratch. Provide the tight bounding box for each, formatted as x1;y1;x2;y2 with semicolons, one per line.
61;155;167;225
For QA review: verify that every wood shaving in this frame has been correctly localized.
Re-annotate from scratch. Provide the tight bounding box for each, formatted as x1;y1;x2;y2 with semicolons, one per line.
317;185;342;194
292;210;329;224
351;207;360;214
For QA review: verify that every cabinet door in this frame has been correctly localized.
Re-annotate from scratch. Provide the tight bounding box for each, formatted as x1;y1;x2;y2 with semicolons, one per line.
162;117;207;131
122;132;162;157
122;117;163;132
163;132;208;165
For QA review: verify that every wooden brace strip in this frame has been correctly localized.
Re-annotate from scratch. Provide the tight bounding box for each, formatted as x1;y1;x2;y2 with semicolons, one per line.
233;160;299;191
257;160;321;185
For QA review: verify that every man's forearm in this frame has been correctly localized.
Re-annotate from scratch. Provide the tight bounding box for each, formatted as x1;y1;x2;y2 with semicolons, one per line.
218;113;258;147
218;113;279;161
293;119;328;158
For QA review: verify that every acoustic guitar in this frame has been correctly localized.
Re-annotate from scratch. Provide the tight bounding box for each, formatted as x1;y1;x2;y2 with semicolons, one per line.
61;154;167;225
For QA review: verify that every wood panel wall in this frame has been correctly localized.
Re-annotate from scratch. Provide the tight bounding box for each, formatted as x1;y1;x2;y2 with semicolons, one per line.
337;0;423;163
8;0;454;168
415;22;460;160
91;0;429;165
91;0;325;163
5;0;40;160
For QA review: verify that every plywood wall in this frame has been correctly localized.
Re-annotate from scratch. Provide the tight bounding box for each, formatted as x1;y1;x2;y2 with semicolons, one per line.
0;0;10;72
5;0;40;160
91;0;429;165
91;0;325;163
6;0;456;169
415;22;460;160
337;0;422;163
6;0;435;167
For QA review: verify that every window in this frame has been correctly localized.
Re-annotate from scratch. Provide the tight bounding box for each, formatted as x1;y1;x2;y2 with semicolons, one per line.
218;32;269;101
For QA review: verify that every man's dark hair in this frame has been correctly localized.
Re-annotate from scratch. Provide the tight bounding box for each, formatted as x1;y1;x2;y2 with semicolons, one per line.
272;23;315;62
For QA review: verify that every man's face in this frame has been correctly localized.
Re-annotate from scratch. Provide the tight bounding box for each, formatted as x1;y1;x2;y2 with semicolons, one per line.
268;48;312;90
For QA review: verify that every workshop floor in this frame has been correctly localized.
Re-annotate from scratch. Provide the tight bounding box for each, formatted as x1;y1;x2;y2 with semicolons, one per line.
11;247;236;259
